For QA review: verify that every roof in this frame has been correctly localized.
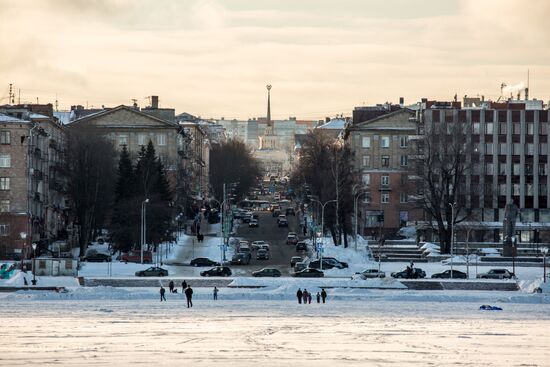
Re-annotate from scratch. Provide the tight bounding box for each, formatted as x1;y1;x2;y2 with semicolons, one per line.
0;113;28;123
349;108;416;130
53;111;71;125
316;118;347;130
68;105;179;128
29;113;50;119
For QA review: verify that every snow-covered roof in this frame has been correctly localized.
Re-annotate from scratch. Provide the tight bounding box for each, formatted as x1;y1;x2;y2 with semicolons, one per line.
316;118;347;130
53;111;71;125
0;113;28;123
29;113;49;119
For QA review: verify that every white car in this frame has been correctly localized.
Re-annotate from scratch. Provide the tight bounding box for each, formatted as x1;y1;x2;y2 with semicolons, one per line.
251;241;267;250
352;269;386;280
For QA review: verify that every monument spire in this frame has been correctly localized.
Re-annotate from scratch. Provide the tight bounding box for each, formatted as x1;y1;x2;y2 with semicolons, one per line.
266;84;272;127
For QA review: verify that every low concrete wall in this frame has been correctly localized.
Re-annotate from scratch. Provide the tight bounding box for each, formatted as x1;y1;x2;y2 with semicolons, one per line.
401;280;519;291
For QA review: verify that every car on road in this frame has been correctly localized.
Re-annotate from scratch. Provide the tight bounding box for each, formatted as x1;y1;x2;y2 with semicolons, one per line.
256;248;269;260
431;270;467;279
285;208;295;216
82;252;112;262
231;253;250;265
242;215;252;223
309;258;348;270
476;269;516;279
286;234;298;245
190;258;220;267
278;218;288;227
352;269;386;279
274;193;281;200
248;219;259;228
290;256;303;267
200;266;232;277
252;268;281;277
135;266;168;277
121;251;152;264
277;214;286;223
251;240;267;250
293;268;324;278
295;241;308;252
391;268;426;279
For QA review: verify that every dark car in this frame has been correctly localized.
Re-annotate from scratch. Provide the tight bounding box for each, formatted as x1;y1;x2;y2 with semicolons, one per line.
285;208;295;216
256;248;270;260
252;268;281;277
248;219;259;228
135;266;168;277
431;270;467;279
200;266;232;277
278;218;288;227
190;258;220;267
231;253;251;265
391;268;426;279
290;256;302;267
83;253;112;262
286;234;298;245
295;241;308;252
309;258;348;270
293;268;324;278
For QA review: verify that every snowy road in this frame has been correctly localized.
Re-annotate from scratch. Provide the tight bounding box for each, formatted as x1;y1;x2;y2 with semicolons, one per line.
1;295;549;366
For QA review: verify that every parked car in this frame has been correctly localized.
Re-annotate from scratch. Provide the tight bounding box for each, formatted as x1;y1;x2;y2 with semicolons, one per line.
190;257;220;267
121;251;152;264
293;268;324;278
352;269;386;279
200;266;232;277
82;253;112;262
476;269;515;279
249;219;259;228
285;208;295;216
391;268;426;279
431;270;467;279
278;218;288;227
295;241;308;252
309;258;348;270
135;266;168;277
290;256;302;267
286;234;298;245
231;253;250;265
256;248;269;260
294;261;308;272
252;268;281;277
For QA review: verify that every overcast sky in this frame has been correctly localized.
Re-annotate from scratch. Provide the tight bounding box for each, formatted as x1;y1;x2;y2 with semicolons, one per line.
1;0;548;120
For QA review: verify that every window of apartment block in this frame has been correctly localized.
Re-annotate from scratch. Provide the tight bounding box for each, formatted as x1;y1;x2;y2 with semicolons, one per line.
400;192;408;203
363;192;371;203
499;143;507;155
380;136;390;148
499;123;507;135
400;155;408;167
157;134;167;146
0;224;8;236
526;143;534;155
381;175;390;186
473;123;480;134
486;123;494;134
513;123;521;135
381;155;390;167
513;163;520;175
361;136;371;148
362;174;370;186
485;163;493;175
138;134;147;146
527;123;534;135
540;184;547;195
0;200;9;212
0;177;9;190
498;163;506;175
513;184;520;196
0;155;10;168
399;136;408;148
499;184;507;195
0;131;11;145
485;143;493;154
540;163;548;175
381;193;390;204
540;123;548;135
513;143;521;155
118;135;128;146
527;184;534;195
362;155;370;168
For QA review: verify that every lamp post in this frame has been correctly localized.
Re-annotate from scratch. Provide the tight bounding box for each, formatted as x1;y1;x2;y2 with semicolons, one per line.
19;232;27;271
542;247;548;283
31;242;37;285
353;188;368;251
141;198;149;264
310;199;337;271
449;202;455;278
210;198;227;263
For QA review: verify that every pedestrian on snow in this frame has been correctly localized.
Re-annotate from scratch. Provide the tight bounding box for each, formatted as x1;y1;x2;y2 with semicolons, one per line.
296;288;303;304
182;280;187;293
321;288;327;303
169;280;175;293
308;292;312;304
302;289;309;304
160;286;166;302
410;261;414;270
316;292;321;303
406;266;412;279
213;287;218;300
184;286;193;308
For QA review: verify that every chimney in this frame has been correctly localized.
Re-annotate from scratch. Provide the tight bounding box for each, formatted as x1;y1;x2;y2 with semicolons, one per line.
525;87;529;101
151;96;159;109
399;97;404;106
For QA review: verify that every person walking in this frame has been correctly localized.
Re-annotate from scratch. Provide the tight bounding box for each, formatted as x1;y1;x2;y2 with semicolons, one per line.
213;287;218;300
181;280;187;293
307;292;312;304
321;288;327;304
184;286;193;308
316;292;321;304
160;286;166;302
296;288;303;304
169;280;175;294
302;289;309;305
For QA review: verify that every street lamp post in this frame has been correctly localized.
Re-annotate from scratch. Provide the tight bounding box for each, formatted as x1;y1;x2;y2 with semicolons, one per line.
542;247;548;283
449;203;455;278
310;199;337;271
141;198;149;264
210;198;227;263
353;186;368;252
31;242;37;285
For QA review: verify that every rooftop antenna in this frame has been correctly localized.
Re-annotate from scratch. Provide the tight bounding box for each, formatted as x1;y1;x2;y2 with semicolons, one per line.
497;82;507;102
8;83;14;104
131;99;138;108
55;93;59;111
525;69;530;100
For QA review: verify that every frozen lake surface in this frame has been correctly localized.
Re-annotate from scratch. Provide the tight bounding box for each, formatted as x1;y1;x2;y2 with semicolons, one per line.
1;295;549;366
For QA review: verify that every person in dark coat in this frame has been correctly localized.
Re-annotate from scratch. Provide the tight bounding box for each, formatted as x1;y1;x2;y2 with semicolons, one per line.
308;292;312;304
302;289;309;304
184;286;193;308
213;287;218;300
169;280;175;293
316;292;321;303
296;288;303;304
181;280;187;293
321;288;327;303
160;286;166;302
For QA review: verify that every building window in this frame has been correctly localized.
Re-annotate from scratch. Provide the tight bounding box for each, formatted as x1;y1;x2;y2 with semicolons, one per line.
157;134;167;146
486;123;494;134
362;174;370;186
0;224;8;236
498;163;506;175
526;143;534;155
399;136;408;148
361;136;371;148
138;134;147;146
0;131;11;145
400;155;408;167
381;175;389;186
118;135;128;146
362;155;370;168
540;123;548;135
485;163;494;175
527;123;534;135
381;193;390;204
380;136;390;148
0;155;10;168
0;177;9;190
400;192;408;203
473;123;480;134
363;192;371;203
381;155;390;167
485;143;493;154
540;163;547;175
0;200;9;212
499;123;507;135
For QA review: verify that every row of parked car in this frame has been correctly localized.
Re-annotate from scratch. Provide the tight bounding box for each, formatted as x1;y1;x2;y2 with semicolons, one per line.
350;268;517;280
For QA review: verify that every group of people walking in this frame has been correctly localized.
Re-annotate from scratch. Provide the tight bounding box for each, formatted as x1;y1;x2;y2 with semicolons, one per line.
160;280;195;307
296;288;327;304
